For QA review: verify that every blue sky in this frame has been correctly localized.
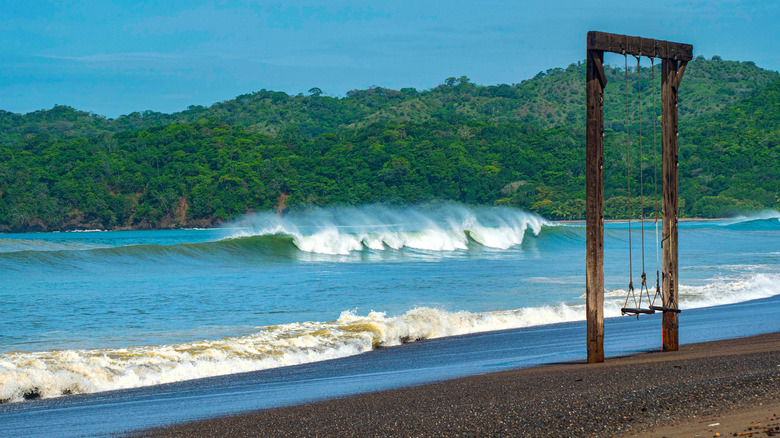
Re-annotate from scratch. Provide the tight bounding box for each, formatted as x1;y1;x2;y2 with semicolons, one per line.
2;0;778;118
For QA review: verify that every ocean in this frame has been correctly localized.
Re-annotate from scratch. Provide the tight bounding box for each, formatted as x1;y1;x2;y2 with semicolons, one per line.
1;204;778;437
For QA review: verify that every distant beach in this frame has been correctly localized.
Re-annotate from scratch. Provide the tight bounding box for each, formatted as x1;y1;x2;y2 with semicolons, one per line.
135;332;780;438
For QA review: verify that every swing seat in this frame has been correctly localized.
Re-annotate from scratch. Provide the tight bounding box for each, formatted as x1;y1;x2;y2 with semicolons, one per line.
621;307;656;315
649;305;682;313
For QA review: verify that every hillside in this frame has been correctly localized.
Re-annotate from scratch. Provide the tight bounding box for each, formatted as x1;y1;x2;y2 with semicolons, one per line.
0;57;778;231
1;57;776;144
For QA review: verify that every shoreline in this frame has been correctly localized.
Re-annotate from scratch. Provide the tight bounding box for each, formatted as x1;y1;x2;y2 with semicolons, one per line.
555;217;728;224
0;216;733;234
133;332;780;438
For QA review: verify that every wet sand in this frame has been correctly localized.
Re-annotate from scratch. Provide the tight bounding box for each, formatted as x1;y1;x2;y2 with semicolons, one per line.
131;332;780;437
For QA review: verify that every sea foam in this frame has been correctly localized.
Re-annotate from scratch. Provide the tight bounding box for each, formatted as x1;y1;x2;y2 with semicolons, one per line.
2;273;778;404
222;204;550;255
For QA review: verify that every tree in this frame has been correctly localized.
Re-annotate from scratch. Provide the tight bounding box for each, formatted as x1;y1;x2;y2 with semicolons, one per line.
308;87;323;97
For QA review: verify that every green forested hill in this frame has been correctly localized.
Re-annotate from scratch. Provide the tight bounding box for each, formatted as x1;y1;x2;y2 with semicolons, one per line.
2;57;776;144
0;57;778;231
679;78;780;216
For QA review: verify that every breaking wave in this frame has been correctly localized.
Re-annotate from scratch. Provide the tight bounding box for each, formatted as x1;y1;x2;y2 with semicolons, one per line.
722;210;780;230
0;205;554;267
224;204;551;255
2;273;777;404
0;206;558;271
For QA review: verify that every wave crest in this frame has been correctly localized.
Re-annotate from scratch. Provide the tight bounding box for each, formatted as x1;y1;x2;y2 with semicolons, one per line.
224;204;550;255
722;210;780;230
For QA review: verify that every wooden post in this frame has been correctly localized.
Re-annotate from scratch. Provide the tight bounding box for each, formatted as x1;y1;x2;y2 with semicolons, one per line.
586;46;605;364
661;58;680;351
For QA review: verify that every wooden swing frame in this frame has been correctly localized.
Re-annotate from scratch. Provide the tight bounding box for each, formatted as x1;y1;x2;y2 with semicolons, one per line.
585;31;692;363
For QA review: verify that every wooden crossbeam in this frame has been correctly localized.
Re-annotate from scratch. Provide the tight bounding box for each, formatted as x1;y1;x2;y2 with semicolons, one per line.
587;31;693;61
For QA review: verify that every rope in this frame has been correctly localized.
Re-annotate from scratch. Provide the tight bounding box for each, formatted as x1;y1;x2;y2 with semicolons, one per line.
637;55;644;275
623;52;636;311
651;57;661;307
636;54;650;308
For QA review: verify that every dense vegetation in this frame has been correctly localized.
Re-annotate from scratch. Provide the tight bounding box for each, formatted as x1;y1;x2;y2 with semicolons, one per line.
0;57;778;231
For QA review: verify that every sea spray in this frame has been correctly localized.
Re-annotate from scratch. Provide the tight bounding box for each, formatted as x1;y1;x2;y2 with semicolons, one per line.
721;209;780;230
2;274;777;404
727;209;780;222
223;204;550;254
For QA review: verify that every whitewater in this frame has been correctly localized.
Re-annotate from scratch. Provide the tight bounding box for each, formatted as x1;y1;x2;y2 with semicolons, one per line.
223;204;549;253
1;205;779;404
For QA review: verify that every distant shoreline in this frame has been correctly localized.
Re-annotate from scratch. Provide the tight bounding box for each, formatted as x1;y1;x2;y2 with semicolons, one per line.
0;217;734;234
555;217;728;224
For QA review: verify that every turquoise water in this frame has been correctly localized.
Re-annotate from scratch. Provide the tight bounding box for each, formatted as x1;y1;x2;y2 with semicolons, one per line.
1;204;779;404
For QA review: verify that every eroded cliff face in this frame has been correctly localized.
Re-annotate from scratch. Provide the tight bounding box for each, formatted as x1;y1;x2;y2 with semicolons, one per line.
0;198;222;233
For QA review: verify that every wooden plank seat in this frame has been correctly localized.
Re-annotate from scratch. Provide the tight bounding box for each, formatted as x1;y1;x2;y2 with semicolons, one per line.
621;307;656;315
649;305;682;313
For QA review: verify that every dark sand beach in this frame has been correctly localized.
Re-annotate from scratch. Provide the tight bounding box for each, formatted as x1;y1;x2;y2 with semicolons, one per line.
134;332;780;437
